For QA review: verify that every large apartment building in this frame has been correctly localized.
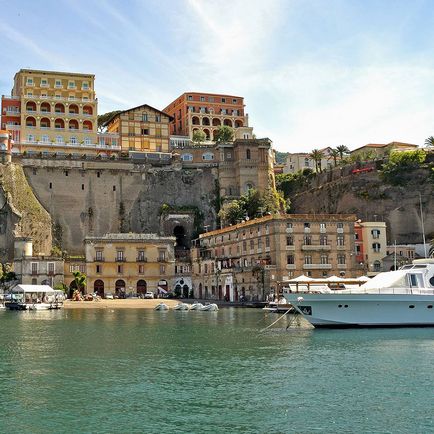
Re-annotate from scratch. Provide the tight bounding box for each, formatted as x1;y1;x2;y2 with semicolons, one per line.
1;69;119;156
163;92;251;141
191;214;358;302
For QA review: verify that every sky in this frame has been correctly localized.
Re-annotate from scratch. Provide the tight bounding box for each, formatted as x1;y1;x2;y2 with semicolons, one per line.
1;0;434;152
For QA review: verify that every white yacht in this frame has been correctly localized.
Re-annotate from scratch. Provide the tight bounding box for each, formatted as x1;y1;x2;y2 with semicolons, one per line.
6;285;64;311
283;259;434;328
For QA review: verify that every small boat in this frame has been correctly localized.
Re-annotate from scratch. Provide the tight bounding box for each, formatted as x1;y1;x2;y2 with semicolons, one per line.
284;259;434;328
154;302;169;311
173;302;190;311
189;302;204;311
199;303;219;312
6;285;63;311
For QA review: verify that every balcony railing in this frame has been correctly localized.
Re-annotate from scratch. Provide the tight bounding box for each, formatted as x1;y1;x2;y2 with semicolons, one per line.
136;257;148;262
94;257;105;262
303;264;332;270
301;244;332;251
116;257;126;262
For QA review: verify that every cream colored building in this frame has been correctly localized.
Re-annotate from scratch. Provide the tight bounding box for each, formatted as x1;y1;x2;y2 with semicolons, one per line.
350;142;418;158
191;214;358;302
105;104;172;153
356;221;387;276
83;233;176;297
283;147;336;174
11;69;101;151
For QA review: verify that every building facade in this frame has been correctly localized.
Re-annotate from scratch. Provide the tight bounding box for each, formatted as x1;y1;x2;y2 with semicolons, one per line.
283;147;336;174
191;214;358;302
350;142;418;158
1;69;119;156
83;233;175;297
163;92;250;141
105;104;172;153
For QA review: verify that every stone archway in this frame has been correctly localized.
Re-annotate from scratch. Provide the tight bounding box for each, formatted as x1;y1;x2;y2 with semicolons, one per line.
94;279;104;297
115;279;126;298
137;279;147;296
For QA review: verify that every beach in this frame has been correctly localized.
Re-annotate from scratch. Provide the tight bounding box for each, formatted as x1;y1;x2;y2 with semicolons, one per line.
64;298;181;309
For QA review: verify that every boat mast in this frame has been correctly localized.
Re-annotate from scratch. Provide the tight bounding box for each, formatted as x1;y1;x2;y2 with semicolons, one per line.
394;240;397;270
418;192;427;258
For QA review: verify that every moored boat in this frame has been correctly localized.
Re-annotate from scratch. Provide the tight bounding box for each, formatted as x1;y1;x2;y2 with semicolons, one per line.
173;302;190;311
284;259;434;328
154;302;169;311
6;285;64;311
199;303;219;312
189;302;204;311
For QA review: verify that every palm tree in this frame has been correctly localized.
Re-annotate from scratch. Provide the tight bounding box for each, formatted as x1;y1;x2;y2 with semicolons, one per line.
309;149;325;172
336;145;350;159
329;149;340;166
72;271;87;295
424;136;434;148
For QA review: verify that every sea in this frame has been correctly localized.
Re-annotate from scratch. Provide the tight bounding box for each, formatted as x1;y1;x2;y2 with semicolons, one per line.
0;308;433;434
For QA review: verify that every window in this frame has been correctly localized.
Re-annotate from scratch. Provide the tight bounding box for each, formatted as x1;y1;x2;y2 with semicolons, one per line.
117;264;123;274
55;80;62;88
116;251;124;261
337;254;346;265
49;182;52;189
304;235;312;245
70;136;77;144
96;250;103;261
200;96;205;102
320;255;328;264
142;114;148;122
27;134;35;142
232;98;237;103
337;222;344;229
250;239;254;251
158;250;166;261
287;222;293;229
84;137;91;145
64;170;69;176
137;250;145;261
188;95;192;101
31;262;38;274
304;256;312;265
82;82;89;90
42;135;49;143
155;114;161;122
141;128;149;135
337;236;345;246
221;98;226;103
373;261;381;272
41;79;48;87
56;136;63;144
304;222;310;229
221;109;227;114
81;184;84;190
304;158;310;167
160;264;165;274
286;236;294;246
372;242;381;253
242;241;247;252
26;78;33;85
265;237;270;248
138;264;144;274
246;149;251;160
68;81;76;89
96;264;101;273
371;229;380;239
202;152;214;161
287;255;294;264
320;223;326;231
320;235;328;245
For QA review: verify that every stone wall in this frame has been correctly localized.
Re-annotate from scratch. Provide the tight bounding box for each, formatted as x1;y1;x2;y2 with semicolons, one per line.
21;159;217;254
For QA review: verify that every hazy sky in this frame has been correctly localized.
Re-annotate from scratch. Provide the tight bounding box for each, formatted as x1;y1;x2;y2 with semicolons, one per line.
1;0;434;152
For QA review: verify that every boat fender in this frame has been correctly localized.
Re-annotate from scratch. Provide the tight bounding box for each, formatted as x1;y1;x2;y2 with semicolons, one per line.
43;296;49;303
297;296;304;302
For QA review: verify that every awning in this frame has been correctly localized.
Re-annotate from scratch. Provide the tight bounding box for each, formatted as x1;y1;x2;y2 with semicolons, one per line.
158;287;168;294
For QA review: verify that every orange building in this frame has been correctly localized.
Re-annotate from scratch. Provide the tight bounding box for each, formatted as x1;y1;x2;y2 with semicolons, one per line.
163;92;249;141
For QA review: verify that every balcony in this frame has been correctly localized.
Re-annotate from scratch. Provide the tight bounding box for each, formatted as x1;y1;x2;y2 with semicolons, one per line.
286;264;296;270
286;227;293;233
337;264;347;269
94;257;105;262
336;245;346;250
301;244;331;251
116;257;126;262
303;264;332;270
286;245;295;251
136;257;148;262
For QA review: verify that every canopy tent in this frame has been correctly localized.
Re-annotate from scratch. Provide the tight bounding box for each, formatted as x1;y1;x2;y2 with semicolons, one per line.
158;287;168;294
11;285;55;294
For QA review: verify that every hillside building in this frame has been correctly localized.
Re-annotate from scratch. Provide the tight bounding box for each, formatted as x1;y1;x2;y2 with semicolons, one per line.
191;214;358;302
163;92;252;142
283;147;337;174
350;142;418;158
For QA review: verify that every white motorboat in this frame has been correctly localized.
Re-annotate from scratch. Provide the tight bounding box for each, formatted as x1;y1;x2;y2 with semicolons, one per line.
284;259;434;328
173;302;190;311
189;302;204;311
5;285;64;311
199;303;219;312
154;302;169;311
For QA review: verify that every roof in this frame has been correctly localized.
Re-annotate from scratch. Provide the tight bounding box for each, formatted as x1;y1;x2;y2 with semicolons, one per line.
12;284;55;293
15;69;94;78
103;104;174;127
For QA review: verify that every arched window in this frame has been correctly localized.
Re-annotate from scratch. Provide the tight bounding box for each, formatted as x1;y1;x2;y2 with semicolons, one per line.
202;152;214;161
373;260;381;271
94;280;104;297
70;136;77;144
137;280;147;295
56;136;63;144
246;149;251;160
181;153;193;161
84;137;91;145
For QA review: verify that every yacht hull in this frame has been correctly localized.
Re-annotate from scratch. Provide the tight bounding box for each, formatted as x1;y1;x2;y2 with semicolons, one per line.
284;293;434;328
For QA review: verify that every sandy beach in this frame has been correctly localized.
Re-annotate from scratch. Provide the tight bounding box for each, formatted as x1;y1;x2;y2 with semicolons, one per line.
64;299;181;309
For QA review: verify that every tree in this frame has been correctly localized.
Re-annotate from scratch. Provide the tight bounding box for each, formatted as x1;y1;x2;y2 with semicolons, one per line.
0;263;17;289
97;110;122;132
380;149;426;185
329;149;340;167
192;130;206;145
309;149;325;173
424;136;434;148
72;271;87;294
214;125;234;143
336;145;350;159
218;201;245;226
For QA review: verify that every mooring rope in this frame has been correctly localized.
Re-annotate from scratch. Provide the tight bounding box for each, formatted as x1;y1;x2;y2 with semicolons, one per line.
260;309;292;332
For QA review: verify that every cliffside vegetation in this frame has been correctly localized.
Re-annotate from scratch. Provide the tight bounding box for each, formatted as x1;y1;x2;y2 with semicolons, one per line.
0;164;52;254
380;149;427;185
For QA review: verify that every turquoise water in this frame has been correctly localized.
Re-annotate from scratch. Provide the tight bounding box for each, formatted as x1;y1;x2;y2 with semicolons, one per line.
0;308;433;434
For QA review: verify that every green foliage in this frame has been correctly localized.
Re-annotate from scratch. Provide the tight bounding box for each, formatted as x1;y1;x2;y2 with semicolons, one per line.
275;169;315;199
380;150;426;185
54;282;68;293
0;263;16;285
329;149;340;166
97;110;122;131
192;130;206;144
218;188;288;226
424;136;434;148
72;271;87;293
274;151;289;164
51;245;63;257
214;125;234;143
336;145;350;159
309;149;325;172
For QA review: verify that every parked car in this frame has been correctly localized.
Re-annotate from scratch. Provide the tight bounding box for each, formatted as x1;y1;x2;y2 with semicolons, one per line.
144;291;154;299
105;293;114;300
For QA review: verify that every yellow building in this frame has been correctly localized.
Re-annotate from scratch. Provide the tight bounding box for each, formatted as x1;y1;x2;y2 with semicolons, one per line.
11;69;101;153
83;233;175;297
104;104;172;153
191;214;358;302
350;142;418;158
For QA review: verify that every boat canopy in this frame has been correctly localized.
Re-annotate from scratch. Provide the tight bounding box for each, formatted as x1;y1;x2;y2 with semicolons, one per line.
11;285;55;294
360;270;408;290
